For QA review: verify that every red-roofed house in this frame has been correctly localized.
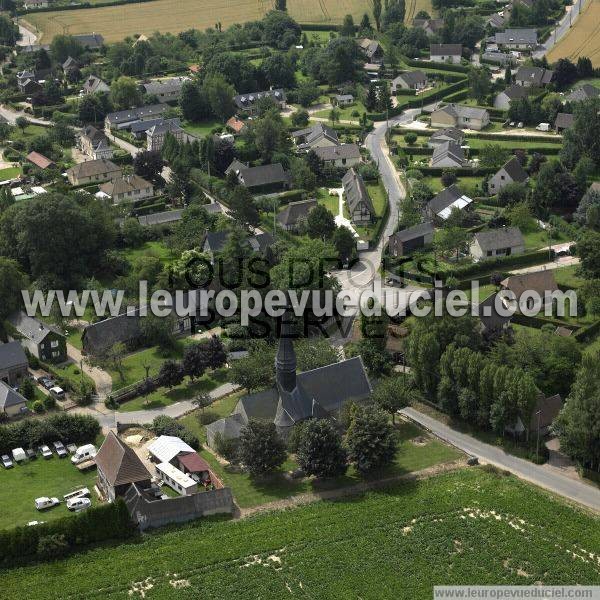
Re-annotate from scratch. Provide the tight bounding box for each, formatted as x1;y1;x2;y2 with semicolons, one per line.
26;151;55;170
226;116;247;135
177;452;222;489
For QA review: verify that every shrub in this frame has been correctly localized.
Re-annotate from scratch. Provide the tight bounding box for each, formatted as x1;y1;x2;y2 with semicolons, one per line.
295;419;347;478
42;395;56;411
404;132;417;145
37;534;69;559
20;378;35;401
238;420;286;476
150;415;199;450
213;432;239;463
32;401;45;414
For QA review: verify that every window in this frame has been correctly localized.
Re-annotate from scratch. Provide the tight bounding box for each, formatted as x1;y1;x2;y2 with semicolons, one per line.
50;340;59;348
52;351;59;358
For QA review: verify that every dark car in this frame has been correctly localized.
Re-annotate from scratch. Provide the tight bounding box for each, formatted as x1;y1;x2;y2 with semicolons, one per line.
25;449;37;460
53;441;68;458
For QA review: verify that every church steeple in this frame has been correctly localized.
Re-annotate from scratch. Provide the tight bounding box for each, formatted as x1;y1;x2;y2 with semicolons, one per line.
275;310;296;392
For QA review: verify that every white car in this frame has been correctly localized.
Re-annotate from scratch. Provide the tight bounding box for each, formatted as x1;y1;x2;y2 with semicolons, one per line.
66;497;91;512
1;454;13;468
27;520;46;527
35;497;60;510
39;445;53;459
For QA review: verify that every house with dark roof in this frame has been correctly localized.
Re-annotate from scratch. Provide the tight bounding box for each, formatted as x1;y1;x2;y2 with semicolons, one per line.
515;66;554;87
146;119;185;151
426;184;474;221
104;104;168;131
26;151;54;170
81;75;110;96
0;381;27;418
142;76;189;103
494;84;530;110
202;230;274;262
430;44;462;64
500;270;559;311
506;393;563;436
225;161;290;193
277;198;317;232
0;341;29;386
357;38;384;63
333;94;354;106
388;221;434;257
428;127;464;147
7;312;66;362
554;112;574;133
470;227;525;262
314;143;361;168
342;168;375;224
476;292;512;337
95;432;152;501
292;122;339;150
137;209;183;227
431;103;490;130
233;89;286;116
494;28;538;50
413;17;444;36
488;156;529;194
73;33;105;49
206;313;372;446
62;56;80;76
486;12;507;29
66;158;122;185
79;125;113;160
391;71;428;93
99;174;154;204
566;84;600;103
430;141;466;168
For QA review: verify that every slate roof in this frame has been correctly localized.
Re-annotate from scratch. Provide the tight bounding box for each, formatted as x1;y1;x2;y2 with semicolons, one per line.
427;184;473;219
431;141;465;167
203;230;273;255
73;33;105;48
342;168;375;215
26;151;54;169
7;312;63;344
233;89;286;110
62;56;79;70
499;84;530;101
487;12;506;28
500;270;559;299
389;221;434;244
105;104;167;126
130;117;180;135
67;158;121;180
277;198;317;228
498;156;528;183
314;143;361;162
142;76;188;96
0;381;27;411
567;84;600;102
430;44;462;56
82;75;109;94
81;309;142;355
146;119;184;138
473;227;524;252
95;432;151;487
494;28;538;45
476;292;512;333
529;394;562;430
358;38;384;59
0;341;28;370
292;122;339;147
237;163;289;188
482;51;514;65
393;70;427;87
205;412;246;442
554;112;574;130
137;209;183;226
515;66;554;86
430;127;464;143
81;125;107;145
436;103;489;121
99;175;153;197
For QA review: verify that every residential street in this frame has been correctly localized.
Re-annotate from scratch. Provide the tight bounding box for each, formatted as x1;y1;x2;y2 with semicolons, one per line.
533;0;588;58
401;406;600;512
105;131;141;157
0;104;52;126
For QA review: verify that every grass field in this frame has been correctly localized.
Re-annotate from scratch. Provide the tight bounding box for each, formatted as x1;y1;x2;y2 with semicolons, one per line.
2;468;599;599
0;456;98;530
547;0;600;67
0;166;21;180
27;0;373;43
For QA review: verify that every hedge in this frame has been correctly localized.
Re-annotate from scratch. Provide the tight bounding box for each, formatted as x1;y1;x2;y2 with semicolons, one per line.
18;0;155;14
299;23;339;31
411;165;497;176
277;189;306;204
466;131;562;144
0;500;136;567
403;58;470;74
405;80;469;108
441;89;469;103
449;249;553;278
131;201;166;216
574;318;600;343
510;312;581;331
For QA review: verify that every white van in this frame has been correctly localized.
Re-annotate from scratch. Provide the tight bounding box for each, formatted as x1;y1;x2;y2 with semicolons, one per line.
49;386;65;399
71;444;97;464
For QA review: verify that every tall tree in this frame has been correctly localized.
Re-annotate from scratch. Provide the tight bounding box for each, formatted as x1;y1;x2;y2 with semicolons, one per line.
295;419;347;478
238;420;287;475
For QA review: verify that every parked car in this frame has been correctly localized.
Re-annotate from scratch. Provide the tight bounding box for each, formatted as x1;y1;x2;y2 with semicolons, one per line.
63;487;91;501
1;454;14;468
36;376;53;389
71;444;97;465
66;497;91;512
38;445;52;459
12;448;27;462
49;386;65;400
53;441;68;458
27;521;46;526
34;497;60;510
25;448;37;460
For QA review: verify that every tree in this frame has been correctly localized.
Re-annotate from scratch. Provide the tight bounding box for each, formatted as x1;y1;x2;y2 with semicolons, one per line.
553;58;578;91
203;75;236;121
228;186;260;229
561;98;600;169
238;420;286;475
340;14;356;37
479;144;511;169
229;342;275;392
296;419;347;478
179;81;209;122
110;76;142;110
182;343;207;382
531;161;581;216
252;109;289;162
0;258;28;321
290;157;317;191
373;0;382;30
329;107;340;126
262;9;301;49
382;0;406;30
506;202;535;231
497;181;528;207
295;80;321;107
468;66;491;103
0;15;19;46
372;375;415;423
261;53;296;88
49;34;83;62
133;151;165;185
291;109;309;127
199;336;227;370
577;231;600;279
15;116;28;134
333;225;356;263
139;314;176;350
158;360;184;389
274;0;286;11
345;404;397;474
295;337;339;371
307;204;335;240
434;227;468;261
20;377;35;401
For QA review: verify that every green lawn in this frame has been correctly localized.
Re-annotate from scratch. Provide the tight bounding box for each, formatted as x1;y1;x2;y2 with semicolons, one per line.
3;468;599;599
421;175;484;196
0;456;98;530
0;166;21;180
314;100;367;121
553;264;586;289
315;186;341;215
182;119;223;137
121;241;175;266
522;228;568;251
51;361;95;391
9;124;47;142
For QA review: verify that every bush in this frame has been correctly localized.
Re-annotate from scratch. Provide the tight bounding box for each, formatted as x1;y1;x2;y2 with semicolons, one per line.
404;132;417;145
37;534;69;559
213;432;239;463
20;378;35;401
32;401;45;414
42;395;56;411
150;415;199;450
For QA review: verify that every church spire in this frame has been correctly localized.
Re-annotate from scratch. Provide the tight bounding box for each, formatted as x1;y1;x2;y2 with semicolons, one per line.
275;310;296;392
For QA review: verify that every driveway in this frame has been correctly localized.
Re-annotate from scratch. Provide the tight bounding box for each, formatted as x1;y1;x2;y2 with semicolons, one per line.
401;406;600;512
105;131;141;157
66;343;113;399
0;104;52;127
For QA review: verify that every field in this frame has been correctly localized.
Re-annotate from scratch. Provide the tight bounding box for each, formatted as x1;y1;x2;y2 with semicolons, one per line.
2;468;599;599
27;0;373;44
0;456;97;530
547;0;600;67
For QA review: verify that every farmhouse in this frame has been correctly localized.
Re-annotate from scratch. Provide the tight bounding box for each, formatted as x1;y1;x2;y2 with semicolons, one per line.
506;394;563;436
202;229;273;262
500;270;559;310
79;125;113;160
470;227;525;261
277;198;318;232
391;71;428;93
225;161;290;193
413;18;444;36
0;341;29;387
142;76;189;103
476;293;513;337
431;104;490;131
554;112;574;133
233;89;286;116
494;28;538;50
388;221;435;257
0;381;27;418
428;127;464;147
494;84;530;110
430;141;466;168
81;75;110;95
429;44;462;64
104;104;168;131
515;66;554;87
426;184;473;221
7;312;66;362
66;158;122;185
333;94;354;106
98;174;154;204
342;168;374;224
566;84;600;103
73;33;105;49
488;157;529;194
146;119;185;151
292;122;339;149
314;144;361;168
26;151;54;170
357;38;384;63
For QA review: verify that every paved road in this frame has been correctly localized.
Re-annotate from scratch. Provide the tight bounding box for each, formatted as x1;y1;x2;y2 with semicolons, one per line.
0;104;52;126
105;131;141;157
401;406;600;513
16;23;37;48
533;0;587;59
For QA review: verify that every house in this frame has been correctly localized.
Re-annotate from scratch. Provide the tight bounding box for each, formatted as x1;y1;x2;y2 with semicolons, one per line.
494;84;530;110
430;44;462;64
488;156;529;194
0;381;27;418
500;270;559;310
147;435;195;465
430;103;490;130
482;51;515;66
470;227;525;261
555;326;573;337
388;221;434;257
7;312;66;362
494;28;538;50
95;431;152;501
138;209;183;227
146;119;185;151
62;56;80;76
233;89;286;116
430;141;466;168
391;71;428;93
142;76;189;103
426;184;473;221
79;125;113;160
72;33;105;49
17;77;41;95
292;122;339;149
357;38;384;63
225;161;290;193
66;158;122;185
412;18;444;36
515;66;554;87
566;84;600;103
333;94;354;106
202;230;274;261
486;12;507;29
342;168;375;224
0;341;29;386
428;127;464;147
205;313;372;444
98;174;154;204
81;75;110;95
226;116;247;135
277;198;317;232
104;104;168;131
26;151;54;170
506;393;563;436
476;292;512;337
314;144;361;168
129;117;179;139
554;112;574;133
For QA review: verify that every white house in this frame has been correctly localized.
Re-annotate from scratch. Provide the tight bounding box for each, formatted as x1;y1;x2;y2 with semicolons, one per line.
470;227;525;261
430;44;462;64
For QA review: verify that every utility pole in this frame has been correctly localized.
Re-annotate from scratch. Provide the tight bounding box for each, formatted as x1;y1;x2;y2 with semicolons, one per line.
535;410;541;462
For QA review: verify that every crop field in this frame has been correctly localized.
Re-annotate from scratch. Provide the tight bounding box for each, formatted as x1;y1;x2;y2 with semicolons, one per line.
2;468;599;599
27;0;372;44
547;0;600;67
